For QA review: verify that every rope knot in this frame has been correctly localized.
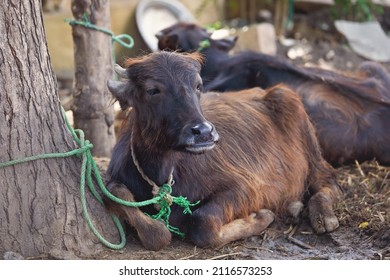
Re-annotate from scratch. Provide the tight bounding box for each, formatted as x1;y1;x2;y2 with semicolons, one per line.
174;196;200;215
144;183;200;237
159;183;173;206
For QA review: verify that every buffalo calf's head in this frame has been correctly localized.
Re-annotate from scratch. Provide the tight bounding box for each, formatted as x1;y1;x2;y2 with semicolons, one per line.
107;51;219;153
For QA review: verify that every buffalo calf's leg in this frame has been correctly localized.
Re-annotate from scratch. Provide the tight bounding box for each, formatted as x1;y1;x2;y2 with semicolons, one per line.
287;201;304;218
191;208;275;248
308;186;340;234
218;210;275;247
103;182;172;251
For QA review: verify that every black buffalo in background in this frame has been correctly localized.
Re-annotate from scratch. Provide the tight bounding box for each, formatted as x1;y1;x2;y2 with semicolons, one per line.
156;22;390;167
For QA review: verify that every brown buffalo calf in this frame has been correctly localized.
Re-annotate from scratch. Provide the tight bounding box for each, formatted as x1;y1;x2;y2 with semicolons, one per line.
104;51;341;251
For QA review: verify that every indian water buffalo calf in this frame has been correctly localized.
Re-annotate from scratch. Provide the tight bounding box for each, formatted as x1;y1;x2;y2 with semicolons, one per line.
103;51;341;251
156;22;390;166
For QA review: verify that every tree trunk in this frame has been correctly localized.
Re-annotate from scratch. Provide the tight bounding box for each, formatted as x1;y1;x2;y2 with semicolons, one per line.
274;0;289;38
0;0;119;259
71;0;116;157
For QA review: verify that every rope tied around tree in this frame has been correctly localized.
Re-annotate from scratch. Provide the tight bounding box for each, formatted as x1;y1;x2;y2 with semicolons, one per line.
65;13;134;49
65;13;133;81
0;107;200;249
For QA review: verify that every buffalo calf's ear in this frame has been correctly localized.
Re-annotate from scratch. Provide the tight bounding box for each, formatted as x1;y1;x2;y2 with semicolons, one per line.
107;79;132;110
185;52;205;72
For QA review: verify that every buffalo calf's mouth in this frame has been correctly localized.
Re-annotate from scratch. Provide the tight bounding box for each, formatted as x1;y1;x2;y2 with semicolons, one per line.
185;142;216;154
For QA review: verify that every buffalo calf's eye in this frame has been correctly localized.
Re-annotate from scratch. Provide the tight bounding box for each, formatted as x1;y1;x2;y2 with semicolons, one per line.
147;88;160;96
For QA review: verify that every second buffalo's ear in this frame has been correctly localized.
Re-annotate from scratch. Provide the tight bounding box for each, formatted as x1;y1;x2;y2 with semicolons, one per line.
214;35;238;52
157;34;179;51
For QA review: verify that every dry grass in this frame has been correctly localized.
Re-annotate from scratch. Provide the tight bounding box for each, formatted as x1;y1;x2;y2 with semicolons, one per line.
336;161;390;231
335;161;390;252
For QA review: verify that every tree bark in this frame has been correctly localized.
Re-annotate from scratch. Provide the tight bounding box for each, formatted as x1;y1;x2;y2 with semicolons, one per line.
0;0;119;259
274;0;289;38
71;0;116;157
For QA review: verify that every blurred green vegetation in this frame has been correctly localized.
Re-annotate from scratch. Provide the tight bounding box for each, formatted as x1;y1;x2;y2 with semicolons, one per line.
332;0;384;21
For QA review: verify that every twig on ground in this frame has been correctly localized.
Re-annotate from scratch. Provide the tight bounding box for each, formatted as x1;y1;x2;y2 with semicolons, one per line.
377;211;385;223
364;188;376;199
179;254;198;260
209;252;242;260
244;246;274;253
286;225;314;250
355;160;366;177
287;235;314;250
380;171;389;190
300;231;314;235
283;225;294;235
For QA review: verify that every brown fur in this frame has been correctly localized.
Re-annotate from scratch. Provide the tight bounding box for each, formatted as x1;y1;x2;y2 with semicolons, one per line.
104;52;341;250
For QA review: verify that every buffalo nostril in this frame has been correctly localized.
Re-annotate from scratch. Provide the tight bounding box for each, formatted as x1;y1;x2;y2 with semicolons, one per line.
191;127;201;135
191;122;213;136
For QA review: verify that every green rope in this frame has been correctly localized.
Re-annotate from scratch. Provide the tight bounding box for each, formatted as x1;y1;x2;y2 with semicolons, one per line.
65;14;134;49
65;13;134;81
0;107;200;249
0;108;126;250
0;145;91;168
146;184;200;237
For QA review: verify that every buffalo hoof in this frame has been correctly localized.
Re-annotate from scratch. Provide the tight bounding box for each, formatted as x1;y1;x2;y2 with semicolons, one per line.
138;219;172;251
308;192;339;234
